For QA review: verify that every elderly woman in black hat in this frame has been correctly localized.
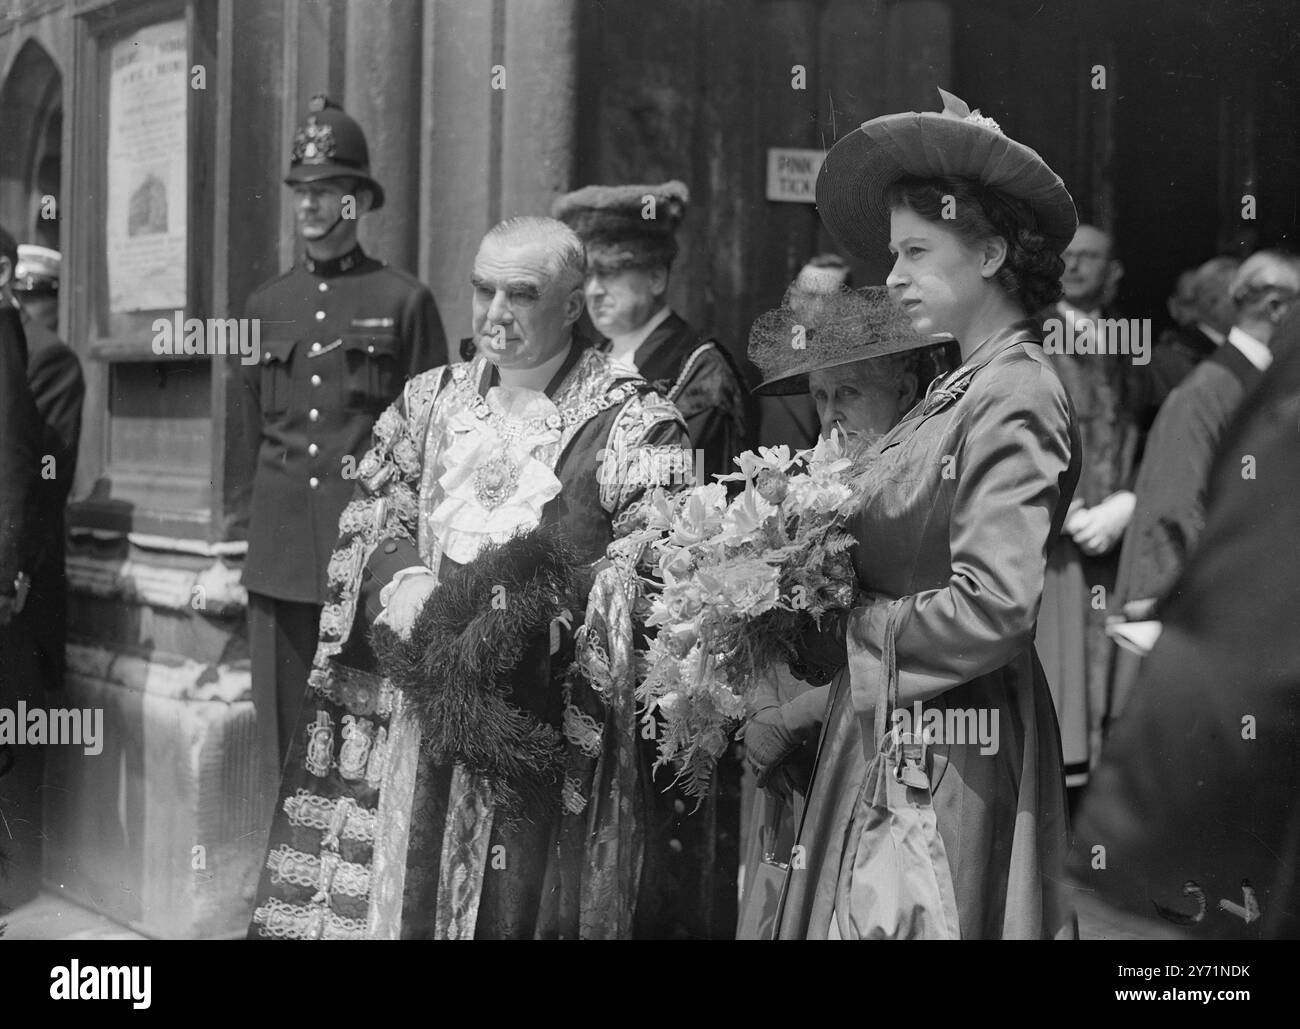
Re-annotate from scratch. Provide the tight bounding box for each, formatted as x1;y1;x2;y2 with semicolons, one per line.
736;283;952;936
748;282;950;442
757;90;1082;939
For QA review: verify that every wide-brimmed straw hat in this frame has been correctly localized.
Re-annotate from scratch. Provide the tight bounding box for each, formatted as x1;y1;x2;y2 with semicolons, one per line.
749;283;936;395
816;88;1077;261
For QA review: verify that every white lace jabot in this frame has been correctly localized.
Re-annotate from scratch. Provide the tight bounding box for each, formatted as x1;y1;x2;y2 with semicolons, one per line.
429;385;564;564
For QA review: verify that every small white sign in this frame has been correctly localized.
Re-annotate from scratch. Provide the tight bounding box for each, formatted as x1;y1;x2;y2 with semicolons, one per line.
766;148;825;203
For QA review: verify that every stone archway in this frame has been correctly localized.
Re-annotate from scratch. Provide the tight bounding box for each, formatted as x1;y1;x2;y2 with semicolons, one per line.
0;37;63;248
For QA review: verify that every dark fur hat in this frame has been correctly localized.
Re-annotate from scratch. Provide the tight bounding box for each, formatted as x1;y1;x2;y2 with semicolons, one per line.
552;180;689;273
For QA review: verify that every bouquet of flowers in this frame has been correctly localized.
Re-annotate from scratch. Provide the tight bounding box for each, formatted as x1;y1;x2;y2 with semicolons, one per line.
614;430;876;799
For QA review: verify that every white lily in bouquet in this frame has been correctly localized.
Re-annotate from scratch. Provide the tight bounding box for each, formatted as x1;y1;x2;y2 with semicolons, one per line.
612;429;877;799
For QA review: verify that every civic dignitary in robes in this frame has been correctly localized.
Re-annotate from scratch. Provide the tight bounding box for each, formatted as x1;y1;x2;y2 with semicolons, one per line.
1033;224;1144;796
553;179;748;939
249;216;690;939
552;180;747;481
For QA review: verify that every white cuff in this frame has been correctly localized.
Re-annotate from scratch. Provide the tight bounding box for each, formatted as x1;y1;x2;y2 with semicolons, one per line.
378;565;436;610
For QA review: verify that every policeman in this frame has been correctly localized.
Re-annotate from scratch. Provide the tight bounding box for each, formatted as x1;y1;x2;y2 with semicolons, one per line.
238;96;446;803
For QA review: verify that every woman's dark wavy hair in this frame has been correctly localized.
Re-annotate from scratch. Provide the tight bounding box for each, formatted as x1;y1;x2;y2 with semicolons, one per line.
884;176;1065;314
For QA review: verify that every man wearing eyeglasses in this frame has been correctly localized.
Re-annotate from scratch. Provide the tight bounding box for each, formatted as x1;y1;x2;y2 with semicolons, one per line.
1037;224;1146;799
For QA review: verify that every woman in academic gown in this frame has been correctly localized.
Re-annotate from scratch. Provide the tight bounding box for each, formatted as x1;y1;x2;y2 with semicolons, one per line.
748;90;1082;939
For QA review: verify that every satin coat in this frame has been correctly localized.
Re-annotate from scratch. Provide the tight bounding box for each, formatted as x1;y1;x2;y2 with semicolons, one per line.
776;321;1081;940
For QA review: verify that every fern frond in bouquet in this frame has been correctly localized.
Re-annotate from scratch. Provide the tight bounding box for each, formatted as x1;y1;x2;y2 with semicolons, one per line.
623;429;877;799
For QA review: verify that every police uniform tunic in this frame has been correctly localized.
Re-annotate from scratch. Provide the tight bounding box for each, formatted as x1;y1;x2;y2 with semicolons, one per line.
239;244;446;778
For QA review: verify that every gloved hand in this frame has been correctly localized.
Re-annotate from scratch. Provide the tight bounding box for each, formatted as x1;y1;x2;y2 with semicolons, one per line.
763;744;816;799
789;609;849;685
375;572;437;639
744;708;799;786
744;685;829;787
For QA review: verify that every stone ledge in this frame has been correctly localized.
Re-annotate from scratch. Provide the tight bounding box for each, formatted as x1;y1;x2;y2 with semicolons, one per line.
43;666;266;939
67;552;247;617
66;642;251;704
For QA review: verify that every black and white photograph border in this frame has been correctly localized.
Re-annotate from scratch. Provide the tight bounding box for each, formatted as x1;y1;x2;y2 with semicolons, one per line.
0;0;1295;972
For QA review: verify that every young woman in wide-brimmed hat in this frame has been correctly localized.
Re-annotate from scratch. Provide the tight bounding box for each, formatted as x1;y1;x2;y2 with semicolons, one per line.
753;90;1082;939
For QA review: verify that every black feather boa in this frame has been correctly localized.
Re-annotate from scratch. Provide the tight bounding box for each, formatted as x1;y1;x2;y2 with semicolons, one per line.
369;525;578;820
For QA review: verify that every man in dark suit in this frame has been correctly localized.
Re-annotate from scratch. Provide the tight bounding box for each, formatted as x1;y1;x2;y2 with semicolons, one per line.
1145;255;1240;421
0;235;41;913
2;236;84;698
0;232;39;633
1109;250;1300;718
1069;303;1300;939
237;96;446;806
756;255;848;452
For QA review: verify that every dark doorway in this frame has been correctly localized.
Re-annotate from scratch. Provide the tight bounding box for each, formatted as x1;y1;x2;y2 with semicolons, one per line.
0;38;64;251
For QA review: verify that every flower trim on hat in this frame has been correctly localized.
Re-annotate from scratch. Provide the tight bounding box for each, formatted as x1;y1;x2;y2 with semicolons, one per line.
937;87;1003;134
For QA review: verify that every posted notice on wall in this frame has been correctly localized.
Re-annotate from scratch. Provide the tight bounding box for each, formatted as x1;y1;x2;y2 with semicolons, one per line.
765;148;826;203
106;19;189;313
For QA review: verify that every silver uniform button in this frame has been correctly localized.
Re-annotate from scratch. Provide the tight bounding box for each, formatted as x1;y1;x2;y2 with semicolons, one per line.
367;344;375;353
311;374;322;387
309;476;320;489
318;282;329;292
308;443;319;457
315;310;325;321
310;341;321;353
309;408;320;421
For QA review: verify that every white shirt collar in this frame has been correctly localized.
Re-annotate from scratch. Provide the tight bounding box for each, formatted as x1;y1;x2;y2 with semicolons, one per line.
1058;299;1102;321
606;305;673;372
1197;322;1227;346
496;339;574;391
1227;326;1272;373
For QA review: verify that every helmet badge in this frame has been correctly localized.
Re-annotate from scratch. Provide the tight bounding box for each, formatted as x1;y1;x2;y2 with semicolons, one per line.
292;115;337;165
